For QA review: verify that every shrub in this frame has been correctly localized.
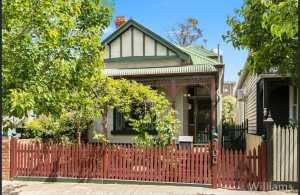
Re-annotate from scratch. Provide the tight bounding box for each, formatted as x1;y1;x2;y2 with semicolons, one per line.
24;113;93;143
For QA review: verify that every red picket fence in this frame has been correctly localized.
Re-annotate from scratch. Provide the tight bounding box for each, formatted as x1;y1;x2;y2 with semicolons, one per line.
10;139;211;184
216;144;268;190
9;138;267;189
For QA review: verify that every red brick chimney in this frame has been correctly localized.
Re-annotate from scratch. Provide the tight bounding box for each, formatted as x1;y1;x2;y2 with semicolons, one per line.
115;16;128;28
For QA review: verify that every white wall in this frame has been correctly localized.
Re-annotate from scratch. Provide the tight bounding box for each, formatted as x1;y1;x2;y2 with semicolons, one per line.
157;43;167;56
145;36;155;56
133;28;143;56
121;28;132;57
110;37;120;58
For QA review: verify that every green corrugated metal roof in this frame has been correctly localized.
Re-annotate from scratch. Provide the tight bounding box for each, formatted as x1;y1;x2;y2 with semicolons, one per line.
186;46;218;57
176;46;220;65
104;64;217;77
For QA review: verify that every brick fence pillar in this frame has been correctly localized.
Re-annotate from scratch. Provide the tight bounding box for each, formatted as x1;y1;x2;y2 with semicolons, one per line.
2;136;11;180
2;136;17;180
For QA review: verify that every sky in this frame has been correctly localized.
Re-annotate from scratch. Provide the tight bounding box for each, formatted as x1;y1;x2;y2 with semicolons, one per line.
102;0;249;82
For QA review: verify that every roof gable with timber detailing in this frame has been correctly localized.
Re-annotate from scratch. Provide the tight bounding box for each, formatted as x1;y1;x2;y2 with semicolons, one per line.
102;19;191;62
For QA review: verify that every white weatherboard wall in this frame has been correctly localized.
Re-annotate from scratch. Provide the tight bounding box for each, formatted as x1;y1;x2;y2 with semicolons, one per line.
236;73;258;133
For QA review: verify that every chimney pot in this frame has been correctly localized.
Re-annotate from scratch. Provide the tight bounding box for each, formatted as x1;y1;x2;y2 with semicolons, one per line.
115;16;128;28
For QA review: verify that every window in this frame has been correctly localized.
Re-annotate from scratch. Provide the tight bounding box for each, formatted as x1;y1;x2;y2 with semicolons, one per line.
112;106;157;135
112;109;134;134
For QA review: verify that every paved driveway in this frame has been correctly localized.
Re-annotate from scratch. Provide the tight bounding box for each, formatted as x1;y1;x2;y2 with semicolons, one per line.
3;181;297;195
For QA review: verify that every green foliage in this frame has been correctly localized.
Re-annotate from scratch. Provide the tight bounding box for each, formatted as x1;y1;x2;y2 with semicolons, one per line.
4;0;178;145
224;0;298;79
24;113;93;143
3;0;113;118
222;96;236;125
86;77;179;146
93;132;110;143
116;80;179;146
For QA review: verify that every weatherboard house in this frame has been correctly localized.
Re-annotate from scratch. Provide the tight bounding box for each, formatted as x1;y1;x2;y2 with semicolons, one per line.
89;17;225;144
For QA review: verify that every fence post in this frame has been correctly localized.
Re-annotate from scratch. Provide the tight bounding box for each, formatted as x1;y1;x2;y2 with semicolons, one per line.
264;114;274;182
211;131;218;188
9;137;17;179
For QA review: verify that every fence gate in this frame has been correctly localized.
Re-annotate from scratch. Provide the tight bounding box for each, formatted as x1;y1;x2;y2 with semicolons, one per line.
216;143;268;190
267;125;298;183
222;120;248;151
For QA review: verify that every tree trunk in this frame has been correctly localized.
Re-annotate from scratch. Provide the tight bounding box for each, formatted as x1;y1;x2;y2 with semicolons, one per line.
101;107;108;137
76;131;81;145
76;117;81;144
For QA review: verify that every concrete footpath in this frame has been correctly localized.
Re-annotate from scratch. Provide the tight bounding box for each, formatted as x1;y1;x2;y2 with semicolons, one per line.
2;180;297;195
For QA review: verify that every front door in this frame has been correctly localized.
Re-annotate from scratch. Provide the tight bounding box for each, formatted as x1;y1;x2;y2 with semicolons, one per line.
195;98;211;143
188;98;211;143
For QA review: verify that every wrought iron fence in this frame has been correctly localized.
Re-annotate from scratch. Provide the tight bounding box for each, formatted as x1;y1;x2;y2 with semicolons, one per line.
222;120;248;151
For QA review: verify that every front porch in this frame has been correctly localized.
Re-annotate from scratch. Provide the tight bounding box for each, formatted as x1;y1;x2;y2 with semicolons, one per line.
137;76;218;144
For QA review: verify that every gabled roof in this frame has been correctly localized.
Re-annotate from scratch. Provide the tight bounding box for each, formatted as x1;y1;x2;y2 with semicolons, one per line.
102;19;222;78
102;19;191;61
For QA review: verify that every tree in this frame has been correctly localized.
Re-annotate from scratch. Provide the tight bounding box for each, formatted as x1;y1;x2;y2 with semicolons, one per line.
3;0;113;119
168;17;204;47
222;96;236;125
3;0;179;145
85;76;179;146
224;0;298;79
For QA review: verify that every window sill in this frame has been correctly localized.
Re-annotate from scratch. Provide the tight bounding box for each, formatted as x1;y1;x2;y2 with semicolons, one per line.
111;130;138;135
111;130;157;135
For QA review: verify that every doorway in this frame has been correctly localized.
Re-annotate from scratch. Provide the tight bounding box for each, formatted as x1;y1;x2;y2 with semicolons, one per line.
187;86;211;144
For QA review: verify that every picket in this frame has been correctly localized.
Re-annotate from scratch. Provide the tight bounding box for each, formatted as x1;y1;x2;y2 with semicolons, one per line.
153;146;157;181
124;144;128;180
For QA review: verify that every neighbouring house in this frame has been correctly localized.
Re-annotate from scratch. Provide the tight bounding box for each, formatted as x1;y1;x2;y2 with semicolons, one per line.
236;70;298;133
89;16;224;144
223;81;236;97
235;67;298;150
